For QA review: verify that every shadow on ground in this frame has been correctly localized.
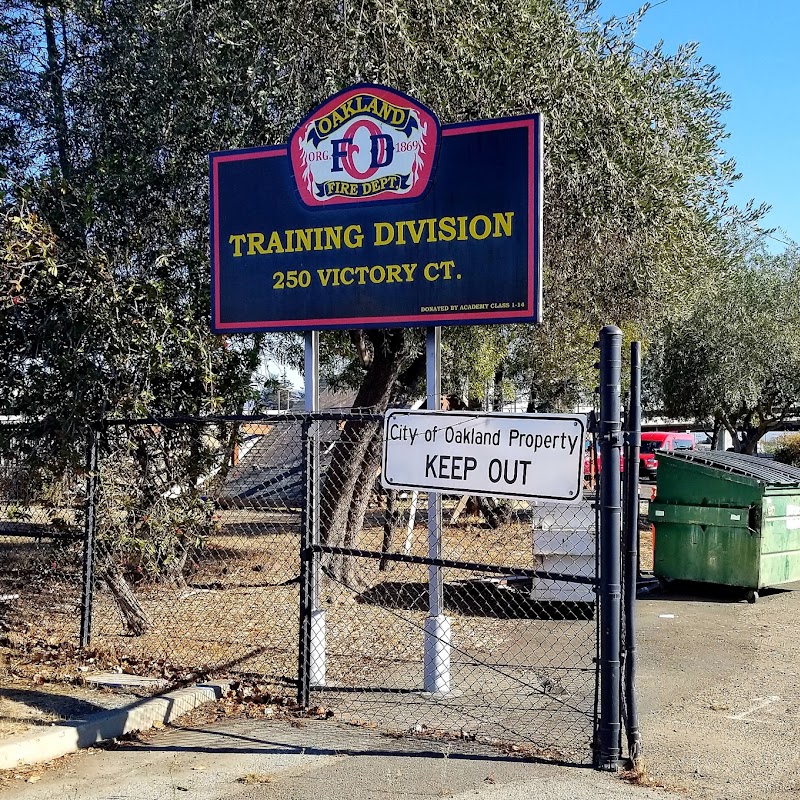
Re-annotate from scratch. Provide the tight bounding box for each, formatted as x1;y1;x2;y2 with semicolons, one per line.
0;687;106;726
108;719;589;768
639;578;791;604
357;579;595;620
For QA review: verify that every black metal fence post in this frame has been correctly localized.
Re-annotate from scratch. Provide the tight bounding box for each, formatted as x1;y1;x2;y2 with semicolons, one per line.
79;424;100;648
597;325;623;770
623;341;643;761
297;416;312;707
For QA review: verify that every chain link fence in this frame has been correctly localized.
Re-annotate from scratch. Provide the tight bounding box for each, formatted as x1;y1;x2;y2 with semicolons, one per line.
87;417;303;687
0;423;87;653
1;412;602;762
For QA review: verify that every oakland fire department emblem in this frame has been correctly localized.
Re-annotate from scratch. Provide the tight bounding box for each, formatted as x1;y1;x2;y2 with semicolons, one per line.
289;84;440;208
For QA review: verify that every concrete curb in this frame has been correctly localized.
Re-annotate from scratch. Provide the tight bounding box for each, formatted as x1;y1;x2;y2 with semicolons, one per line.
0;680;230;771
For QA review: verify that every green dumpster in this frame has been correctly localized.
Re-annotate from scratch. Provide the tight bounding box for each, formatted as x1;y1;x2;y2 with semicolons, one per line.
650;450;800;599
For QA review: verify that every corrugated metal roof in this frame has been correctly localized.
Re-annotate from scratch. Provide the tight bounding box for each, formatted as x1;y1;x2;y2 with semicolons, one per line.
220;419;344;505
663;450;800;486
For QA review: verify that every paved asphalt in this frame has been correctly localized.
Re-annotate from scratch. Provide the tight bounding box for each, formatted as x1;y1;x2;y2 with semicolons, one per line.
1;718;670;800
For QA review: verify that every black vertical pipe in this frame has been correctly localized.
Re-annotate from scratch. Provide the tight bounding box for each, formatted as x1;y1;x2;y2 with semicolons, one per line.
597;325;623;770
297;417;312;707
80;424;99;648
624;342;643;761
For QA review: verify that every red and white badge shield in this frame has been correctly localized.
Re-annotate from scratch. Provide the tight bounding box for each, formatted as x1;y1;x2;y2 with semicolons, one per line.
289;84;440;208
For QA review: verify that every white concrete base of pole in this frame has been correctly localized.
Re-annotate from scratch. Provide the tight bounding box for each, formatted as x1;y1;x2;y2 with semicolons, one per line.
310;609;327;686
423;615;451;695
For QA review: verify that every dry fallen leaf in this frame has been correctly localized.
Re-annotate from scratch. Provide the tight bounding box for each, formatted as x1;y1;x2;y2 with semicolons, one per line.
237;773;273;785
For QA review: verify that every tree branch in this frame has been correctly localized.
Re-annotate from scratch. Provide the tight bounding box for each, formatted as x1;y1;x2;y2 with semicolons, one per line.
349;329;371;368
42;3;71;181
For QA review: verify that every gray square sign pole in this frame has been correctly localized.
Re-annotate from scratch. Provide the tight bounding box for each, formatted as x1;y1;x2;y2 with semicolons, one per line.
424;327;451;694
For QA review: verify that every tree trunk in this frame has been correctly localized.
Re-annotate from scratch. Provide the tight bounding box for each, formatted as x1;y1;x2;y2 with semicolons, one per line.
160;545;190;589
380;489;401;571
338;429;382;586
320;330;414;581
42;3;71;181
492;362;505;412
102;564;150;635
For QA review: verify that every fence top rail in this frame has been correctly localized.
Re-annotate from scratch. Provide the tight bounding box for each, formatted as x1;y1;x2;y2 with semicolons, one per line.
101;412;385;426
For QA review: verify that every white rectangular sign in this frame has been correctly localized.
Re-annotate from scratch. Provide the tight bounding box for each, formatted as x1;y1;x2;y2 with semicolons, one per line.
381;410;585;502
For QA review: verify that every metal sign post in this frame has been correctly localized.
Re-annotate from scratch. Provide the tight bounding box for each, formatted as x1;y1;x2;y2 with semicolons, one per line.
305;331;326;687
423;327;451;694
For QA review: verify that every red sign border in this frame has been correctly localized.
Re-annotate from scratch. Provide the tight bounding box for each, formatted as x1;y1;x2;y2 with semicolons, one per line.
210;114;542;331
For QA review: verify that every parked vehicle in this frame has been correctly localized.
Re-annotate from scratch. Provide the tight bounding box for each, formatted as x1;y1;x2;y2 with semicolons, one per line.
583;439;624;483
639;431;694;480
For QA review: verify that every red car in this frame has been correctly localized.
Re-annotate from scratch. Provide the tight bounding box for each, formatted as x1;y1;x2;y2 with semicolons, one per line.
584;432;695;483
639;431;695;480
583;439;624;483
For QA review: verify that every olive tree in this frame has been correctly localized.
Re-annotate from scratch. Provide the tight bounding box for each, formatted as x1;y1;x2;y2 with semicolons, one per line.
658;244;800;453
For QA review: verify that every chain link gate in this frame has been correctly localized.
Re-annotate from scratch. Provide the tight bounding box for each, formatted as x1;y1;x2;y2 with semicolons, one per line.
297;413;600;762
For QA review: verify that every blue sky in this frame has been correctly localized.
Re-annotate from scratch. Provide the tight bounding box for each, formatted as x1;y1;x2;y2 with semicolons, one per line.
599;0;799;250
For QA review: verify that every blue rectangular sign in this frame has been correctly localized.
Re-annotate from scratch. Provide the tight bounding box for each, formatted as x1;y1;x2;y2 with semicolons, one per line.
210;106;542;332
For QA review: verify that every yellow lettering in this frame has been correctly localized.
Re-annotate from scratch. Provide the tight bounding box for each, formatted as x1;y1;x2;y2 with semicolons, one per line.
344;224;364;248
295;228;313;252
374;222;395;246
324;226;342;250
402;263;418;281
405;219;427;245
229;234;246;257
493;211;514;238
385;264;402;282
469;215;492;240
340;267;355;285
265;231;284;254
248;233;269;255
424;262;440;281
438;217;456;242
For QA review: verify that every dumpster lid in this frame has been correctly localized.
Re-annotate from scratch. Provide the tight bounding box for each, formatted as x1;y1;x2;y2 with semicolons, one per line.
660;450;800;486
